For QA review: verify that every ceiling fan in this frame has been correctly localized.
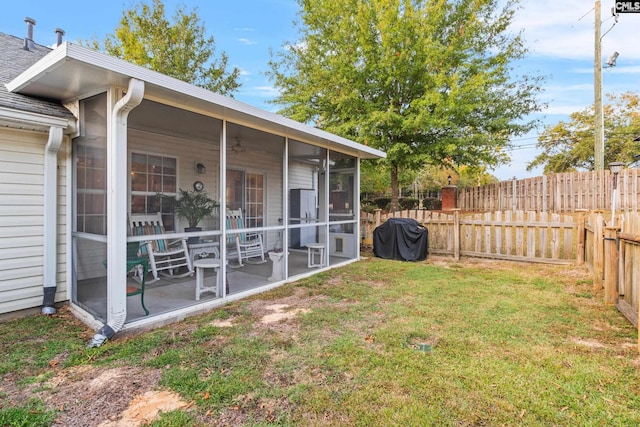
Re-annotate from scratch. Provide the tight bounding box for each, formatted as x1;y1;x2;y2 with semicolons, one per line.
230;136;247;154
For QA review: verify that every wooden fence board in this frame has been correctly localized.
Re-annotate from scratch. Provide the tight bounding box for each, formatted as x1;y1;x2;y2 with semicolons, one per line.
458;169;640;213
360;209;578;264
527;211;536;258
495;211;502;255
539;211;548;258
505;210;513;255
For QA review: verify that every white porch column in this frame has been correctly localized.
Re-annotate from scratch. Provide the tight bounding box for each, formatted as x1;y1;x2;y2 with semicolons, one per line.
90;78;144;347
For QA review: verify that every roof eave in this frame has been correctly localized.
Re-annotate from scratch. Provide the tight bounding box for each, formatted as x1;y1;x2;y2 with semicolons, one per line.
0;106;76;133
7;42;385;160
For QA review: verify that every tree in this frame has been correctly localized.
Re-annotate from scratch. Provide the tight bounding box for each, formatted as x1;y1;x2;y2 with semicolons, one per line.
528;92;640;173
268;0;544;211
93;0;240;96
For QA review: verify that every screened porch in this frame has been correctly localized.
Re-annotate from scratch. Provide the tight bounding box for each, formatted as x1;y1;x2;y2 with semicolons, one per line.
72;94;361;326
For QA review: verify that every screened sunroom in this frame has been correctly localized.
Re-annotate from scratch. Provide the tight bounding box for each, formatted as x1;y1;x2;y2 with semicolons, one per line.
6;42;384;338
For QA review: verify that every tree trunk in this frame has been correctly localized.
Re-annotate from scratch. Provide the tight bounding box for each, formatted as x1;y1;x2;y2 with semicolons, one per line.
390;163;399;212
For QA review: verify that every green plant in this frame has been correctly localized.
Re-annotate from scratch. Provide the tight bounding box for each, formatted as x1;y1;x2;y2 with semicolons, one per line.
0;398;56;427
174;189;218;228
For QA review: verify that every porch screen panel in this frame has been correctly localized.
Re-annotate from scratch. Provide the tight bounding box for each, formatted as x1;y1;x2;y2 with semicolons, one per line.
328;151;357;261
73;93;108;319
287;140;326;225
75;93;107;235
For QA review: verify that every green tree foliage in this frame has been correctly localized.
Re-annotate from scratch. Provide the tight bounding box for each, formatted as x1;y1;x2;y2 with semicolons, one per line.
414;164;497;192
528;92;640;173
360;159;390;199
93;0;240;96
268;0;544;211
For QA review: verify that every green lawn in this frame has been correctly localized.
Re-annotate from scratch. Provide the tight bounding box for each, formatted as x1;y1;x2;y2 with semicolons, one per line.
1;256;639;426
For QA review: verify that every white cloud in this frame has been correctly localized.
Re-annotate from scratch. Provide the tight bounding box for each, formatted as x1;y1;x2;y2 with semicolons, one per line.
609;65;640;74
237;38;257;45
511;0;638;60
238;85;281;100
251;85;282;98
542;104;589;116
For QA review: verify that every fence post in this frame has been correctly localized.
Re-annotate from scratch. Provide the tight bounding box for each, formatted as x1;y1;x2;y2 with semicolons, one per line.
576;209;588;265
592;211;605;290
374;209;381;229
603;225;620;305
453;209;460;261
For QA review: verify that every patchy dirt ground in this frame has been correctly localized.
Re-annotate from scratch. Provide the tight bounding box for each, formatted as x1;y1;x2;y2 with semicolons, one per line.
0;289;324;426
1;256;628;426
1;364;175;427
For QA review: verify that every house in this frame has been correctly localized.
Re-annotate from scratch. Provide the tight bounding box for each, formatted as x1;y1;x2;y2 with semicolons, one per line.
0;20;385;345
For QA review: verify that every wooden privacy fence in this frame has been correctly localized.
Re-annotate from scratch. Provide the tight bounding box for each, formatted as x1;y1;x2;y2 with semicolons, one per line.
587;211;640;338
458;169;640;213
362;209;640;350
361;209;580;264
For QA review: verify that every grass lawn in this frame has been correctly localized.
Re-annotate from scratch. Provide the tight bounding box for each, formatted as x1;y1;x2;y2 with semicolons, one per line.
1;255;639;426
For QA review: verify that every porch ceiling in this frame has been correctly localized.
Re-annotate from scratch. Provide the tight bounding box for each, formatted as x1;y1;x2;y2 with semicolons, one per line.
7;42;386;160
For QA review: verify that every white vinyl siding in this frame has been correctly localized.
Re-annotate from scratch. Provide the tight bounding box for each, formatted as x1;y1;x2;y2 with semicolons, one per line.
288;162;315;190
0;128;68;314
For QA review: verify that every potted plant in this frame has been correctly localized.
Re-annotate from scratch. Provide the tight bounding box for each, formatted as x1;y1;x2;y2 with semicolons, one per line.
174;188;218;243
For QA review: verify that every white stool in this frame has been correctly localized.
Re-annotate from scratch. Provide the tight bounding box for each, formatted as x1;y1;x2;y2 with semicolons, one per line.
306;243;325;268
193;258;221;300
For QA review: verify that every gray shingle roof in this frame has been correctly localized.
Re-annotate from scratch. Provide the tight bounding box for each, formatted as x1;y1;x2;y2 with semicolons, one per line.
0;32;74;119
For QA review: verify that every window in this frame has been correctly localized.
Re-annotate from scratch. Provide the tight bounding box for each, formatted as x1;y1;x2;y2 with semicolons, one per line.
130;152;177;230
226;169;264;228
76;143;107;234
245;172;264;228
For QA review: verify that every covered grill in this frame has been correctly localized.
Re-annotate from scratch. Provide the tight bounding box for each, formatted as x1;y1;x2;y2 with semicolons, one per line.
373;218;428;261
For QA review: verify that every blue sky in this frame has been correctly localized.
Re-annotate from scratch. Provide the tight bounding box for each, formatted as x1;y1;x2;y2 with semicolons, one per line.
1;0;639;181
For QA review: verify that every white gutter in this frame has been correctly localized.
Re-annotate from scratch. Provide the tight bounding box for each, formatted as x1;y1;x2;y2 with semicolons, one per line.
41;127;64;314
0;106;76;133
89;78;145;348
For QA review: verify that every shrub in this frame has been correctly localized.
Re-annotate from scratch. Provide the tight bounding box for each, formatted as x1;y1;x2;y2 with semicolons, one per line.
422;198;442;210
373;197;391;210
398;197;419;210
360;202;378;214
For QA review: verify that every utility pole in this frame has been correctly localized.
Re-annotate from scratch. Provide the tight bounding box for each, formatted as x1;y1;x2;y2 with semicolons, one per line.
594;0;604;170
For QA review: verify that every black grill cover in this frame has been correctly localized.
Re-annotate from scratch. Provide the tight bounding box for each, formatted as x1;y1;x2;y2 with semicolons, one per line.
373;218;428;261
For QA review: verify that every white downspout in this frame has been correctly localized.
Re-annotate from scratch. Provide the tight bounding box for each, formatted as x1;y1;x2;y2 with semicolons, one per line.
41;127;64;315
89;78;144;347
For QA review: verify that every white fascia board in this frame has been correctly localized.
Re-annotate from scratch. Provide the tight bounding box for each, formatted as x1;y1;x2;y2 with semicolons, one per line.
5;43;72;93
0;106;76;133
9;42;386;160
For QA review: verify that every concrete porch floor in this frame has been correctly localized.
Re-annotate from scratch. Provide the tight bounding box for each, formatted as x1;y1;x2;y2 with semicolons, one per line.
76;250;350;324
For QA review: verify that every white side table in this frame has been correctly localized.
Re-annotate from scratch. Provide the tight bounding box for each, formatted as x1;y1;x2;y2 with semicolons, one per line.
306;243;325;268
193;258;221;300
188;241;220;265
